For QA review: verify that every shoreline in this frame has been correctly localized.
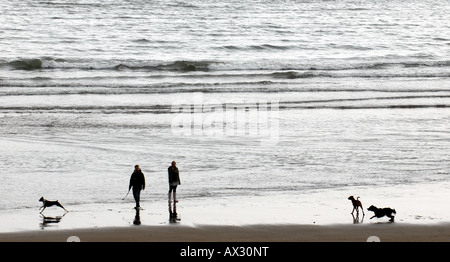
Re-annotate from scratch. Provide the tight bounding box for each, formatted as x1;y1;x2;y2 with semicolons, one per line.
1;223;449;242
1;181;449;237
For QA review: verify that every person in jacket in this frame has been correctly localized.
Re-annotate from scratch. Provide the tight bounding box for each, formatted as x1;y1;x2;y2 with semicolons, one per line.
129;165;145;209
168;161;181;203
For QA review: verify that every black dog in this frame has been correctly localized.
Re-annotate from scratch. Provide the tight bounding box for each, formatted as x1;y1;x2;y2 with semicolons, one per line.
367;205;396;222
348;196;365;215
39;197;67;213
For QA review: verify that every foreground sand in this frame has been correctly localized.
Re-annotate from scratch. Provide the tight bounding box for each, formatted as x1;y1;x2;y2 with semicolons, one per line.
1;223;449;242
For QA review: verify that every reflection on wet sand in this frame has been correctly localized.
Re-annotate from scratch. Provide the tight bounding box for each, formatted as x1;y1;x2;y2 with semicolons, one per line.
40;212;68;229
133;208;141;225
169;200;180;223
351;212;364;224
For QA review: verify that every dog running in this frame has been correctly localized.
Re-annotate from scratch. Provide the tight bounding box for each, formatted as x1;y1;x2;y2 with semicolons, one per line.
348;196;365;215
39;197;67;213
367;205;396;222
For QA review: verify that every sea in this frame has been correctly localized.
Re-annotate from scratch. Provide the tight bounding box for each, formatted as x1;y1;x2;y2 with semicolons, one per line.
0;0;449;231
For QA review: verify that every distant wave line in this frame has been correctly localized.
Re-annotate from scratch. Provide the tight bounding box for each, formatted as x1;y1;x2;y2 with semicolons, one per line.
1;86;450;96
1;57;449;72
2;97;449;113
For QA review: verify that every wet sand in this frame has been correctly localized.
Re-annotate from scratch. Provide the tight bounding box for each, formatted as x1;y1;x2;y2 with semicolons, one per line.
1;223;449;242
1;181;449;242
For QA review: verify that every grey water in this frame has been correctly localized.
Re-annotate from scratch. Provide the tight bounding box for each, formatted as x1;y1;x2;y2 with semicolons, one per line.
0;0;449;213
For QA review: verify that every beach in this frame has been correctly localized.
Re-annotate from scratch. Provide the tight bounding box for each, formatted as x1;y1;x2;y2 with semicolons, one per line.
0;181;449;242
1;0;450;244
1;223;449;242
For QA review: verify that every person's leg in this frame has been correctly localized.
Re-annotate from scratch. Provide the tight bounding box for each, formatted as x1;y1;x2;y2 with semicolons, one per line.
168;186;173;203
172;186;178;203
133;187;141;208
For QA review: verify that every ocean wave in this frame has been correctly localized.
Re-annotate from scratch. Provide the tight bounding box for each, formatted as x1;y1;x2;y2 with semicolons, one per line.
2;95;449;113
271;71;332;79
168;1;199;8
3;59;43;70
113;60;214;72
131;38;152;43
1;81;450;96
0;58;216;72
0;105;174;114
220;44;294;51
2;57;450;72
281;104;450;110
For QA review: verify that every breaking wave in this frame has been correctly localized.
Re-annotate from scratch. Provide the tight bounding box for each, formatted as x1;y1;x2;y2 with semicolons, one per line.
2;57;449;73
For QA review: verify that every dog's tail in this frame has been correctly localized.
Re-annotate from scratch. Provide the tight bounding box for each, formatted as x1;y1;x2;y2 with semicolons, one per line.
356;196;360;200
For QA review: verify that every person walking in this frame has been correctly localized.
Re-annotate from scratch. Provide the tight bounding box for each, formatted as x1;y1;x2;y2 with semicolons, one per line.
129;165;145;209
168;161;181;203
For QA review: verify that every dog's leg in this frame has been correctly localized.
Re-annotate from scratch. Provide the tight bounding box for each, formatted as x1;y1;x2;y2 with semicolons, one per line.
40;206;46;213
56;202;67;211
388;214;395;222
360;205;365;215
58;203;62;208
370;215;375;219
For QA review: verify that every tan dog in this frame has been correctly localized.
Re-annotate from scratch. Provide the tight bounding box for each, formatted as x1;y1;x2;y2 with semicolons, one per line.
348;196;365;215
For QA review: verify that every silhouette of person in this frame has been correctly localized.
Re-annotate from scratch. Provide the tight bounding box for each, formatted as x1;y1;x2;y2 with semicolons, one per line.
168;161;181;204
129;165;145;209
